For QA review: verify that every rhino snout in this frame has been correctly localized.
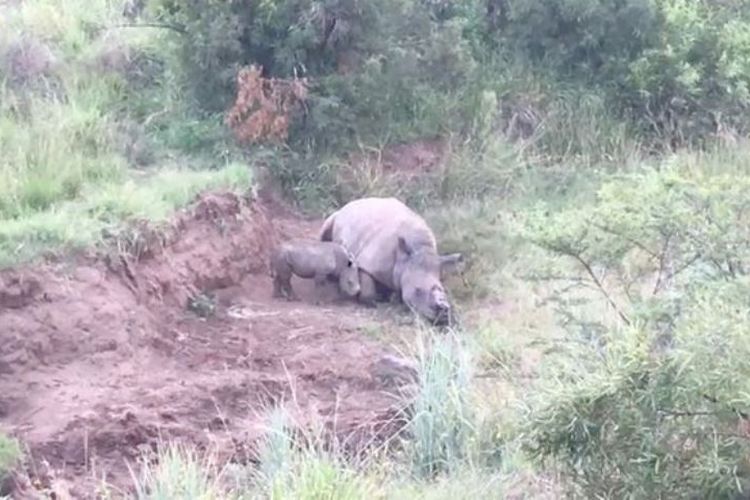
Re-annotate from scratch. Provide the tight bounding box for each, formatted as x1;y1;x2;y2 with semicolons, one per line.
431;295;451;324
433;296;449;311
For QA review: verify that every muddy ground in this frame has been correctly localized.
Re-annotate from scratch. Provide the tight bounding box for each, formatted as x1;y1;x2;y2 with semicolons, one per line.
0;190;418;498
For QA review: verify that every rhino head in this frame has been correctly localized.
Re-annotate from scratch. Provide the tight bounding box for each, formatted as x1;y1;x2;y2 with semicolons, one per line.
394;237;462;325
338;249;361;297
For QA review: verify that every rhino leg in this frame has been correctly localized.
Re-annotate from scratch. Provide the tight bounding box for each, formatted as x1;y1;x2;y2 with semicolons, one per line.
375;281;396;303
357;272;378;308
312;272;329;305
273;275;297;301
272;275;284;298
271;252;297;301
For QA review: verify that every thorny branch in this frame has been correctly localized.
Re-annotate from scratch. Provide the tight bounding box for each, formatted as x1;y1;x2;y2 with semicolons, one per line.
111;22;188;34
652;232;673;296
593;222;659;259
570;252;632;326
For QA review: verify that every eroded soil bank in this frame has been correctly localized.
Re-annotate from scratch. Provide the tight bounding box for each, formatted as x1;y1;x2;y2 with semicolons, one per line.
0;190;414;498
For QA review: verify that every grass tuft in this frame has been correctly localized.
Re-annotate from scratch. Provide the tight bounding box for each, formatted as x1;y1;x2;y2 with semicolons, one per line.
129;443;227;500
0;434;21;482
404;328;477;477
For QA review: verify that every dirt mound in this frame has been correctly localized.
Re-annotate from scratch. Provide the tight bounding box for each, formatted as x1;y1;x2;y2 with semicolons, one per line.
0;191;412;498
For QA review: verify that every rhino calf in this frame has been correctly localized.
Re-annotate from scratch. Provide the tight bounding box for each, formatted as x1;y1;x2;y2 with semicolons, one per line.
271;239;361;301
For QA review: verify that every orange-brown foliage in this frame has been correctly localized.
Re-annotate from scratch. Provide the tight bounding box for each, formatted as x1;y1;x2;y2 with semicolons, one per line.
225;65;308;145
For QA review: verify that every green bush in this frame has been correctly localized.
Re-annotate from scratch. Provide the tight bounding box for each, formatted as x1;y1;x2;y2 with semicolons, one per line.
498;0;660;79
522;280;750;498
150;0;479;152
625;1;750;143
525;162;750;330
147;0;750;156
496;0;750;145
521;159;750;498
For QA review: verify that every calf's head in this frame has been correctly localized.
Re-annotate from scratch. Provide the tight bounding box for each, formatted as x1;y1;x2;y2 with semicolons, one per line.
338;250;361;297
395;237;462;325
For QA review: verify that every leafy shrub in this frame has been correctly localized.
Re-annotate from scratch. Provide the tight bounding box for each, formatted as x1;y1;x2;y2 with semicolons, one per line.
498;0;660;79
625;1;750;144
151;0;479;153
149;0;403;107
496;0;750;145
525;163;750;329
521;160;750;498
522;280;750;498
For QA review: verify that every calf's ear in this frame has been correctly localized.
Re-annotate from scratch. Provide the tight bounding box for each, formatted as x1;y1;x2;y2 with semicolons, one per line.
439;253;464;275
345;249;356;268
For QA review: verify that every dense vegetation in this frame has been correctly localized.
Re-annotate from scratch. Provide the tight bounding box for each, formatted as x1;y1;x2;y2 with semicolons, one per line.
2;0;750;498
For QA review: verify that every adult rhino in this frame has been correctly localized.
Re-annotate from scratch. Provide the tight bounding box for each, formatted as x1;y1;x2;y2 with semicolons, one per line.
319;197;462;324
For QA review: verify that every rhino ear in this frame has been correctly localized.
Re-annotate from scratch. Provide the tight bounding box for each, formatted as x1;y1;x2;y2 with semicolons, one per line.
439;253;464;274
397;237;413;257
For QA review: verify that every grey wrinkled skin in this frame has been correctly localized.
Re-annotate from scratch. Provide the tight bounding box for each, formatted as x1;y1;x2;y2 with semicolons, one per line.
271;239;360;301
319;197;462;325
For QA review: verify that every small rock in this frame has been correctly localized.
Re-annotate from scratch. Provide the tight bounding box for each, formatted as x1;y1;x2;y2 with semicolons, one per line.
371;354;419;387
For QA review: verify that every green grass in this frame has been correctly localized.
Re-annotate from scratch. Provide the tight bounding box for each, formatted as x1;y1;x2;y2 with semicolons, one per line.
0;77;126;216
0;163;253;267
130;442;228;500
404;328;479;477
0;434;21;482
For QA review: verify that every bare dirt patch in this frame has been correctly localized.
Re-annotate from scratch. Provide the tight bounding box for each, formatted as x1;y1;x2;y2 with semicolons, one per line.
0;191;412;498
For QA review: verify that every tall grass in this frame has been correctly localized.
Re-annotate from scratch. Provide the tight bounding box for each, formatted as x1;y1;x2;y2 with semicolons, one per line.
247;406;383;500
0;79;127;218
130;443;228;500
0;0;253;268
0;434;20;482
405;328;478;477
530;90;643;166
119;321;538;499
130;407;384;500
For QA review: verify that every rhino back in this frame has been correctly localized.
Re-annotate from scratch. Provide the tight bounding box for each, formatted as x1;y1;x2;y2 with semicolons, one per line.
328;198;437;289
283;240;337;276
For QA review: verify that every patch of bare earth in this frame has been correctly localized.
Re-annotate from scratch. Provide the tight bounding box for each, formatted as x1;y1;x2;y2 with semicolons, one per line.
0;191;412;498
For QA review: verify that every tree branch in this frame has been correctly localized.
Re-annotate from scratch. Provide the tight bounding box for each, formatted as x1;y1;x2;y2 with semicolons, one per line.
667;252;702;282
652;232;672;296
658;409;717;418
111;22;187;34
702;393;749;419
571;253;632;326
592;222;659;259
